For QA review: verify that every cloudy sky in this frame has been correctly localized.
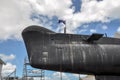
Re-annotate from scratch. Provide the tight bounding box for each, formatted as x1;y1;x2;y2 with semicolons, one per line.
0;0;120;79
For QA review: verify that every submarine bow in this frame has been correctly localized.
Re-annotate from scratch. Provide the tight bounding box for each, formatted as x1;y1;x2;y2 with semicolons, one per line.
22;25;120;77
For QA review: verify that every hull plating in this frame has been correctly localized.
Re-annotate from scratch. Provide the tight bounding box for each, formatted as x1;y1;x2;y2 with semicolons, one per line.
22;25;120;75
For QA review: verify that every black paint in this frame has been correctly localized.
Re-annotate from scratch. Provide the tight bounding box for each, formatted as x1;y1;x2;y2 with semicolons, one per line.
22;25;120;80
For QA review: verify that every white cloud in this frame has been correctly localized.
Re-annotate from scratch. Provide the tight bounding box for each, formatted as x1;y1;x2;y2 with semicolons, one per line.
72;74;88;78
33;72;92;80
31;69;42;74
0;0;74;40
53;72;70;80
66;0;120;32
90;29;96;33
33;72;70;80
81;0;120;20
34;77;52;80
44;77;52;80
28;0;74;19
0;0;40;40
0;54;15;61
114;32;120;38
79;29;87;33
102;25;108;30
44;72;89;80
2;62;16;77
117;27;120;32
1;0;120;40
114;27;120;38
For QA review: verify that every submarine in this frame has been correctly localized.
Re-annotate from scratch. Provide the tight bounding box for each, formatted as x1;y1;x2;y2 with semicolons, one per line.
22;25;120;80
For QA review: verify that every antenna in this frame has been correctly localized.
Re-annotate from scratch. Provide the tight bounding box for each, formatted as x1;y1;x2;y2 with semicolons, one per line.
105;33;107;37
64;24;66;34
58;20;66;34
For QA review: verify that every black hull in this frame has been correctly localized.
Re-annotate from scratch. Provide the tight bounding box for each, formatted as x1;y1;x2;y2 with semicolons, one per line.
22;25;120;76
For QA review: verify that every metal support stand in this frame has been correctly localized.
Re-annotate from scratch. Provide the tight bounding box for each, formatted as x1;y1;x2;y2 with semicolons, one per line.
22;57;45;80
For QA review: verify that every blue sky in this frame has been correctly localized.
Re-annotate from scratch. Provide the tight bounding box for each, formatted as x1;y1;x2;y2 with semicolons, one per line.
0;0;120;80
